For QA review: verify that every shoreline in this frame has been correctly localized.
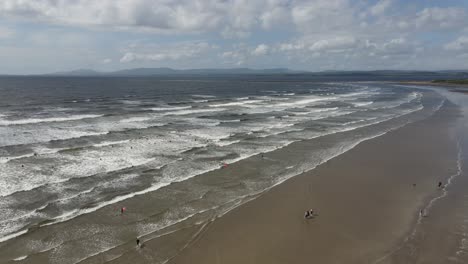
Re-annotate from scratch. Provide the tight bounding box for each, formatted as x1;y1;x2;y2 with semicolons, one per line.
398;81;468;94
166;100;460;264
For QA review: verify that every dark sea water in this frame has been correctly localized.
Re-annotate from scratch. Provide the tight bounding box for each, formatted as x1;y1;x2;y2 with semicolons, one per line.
0;76;448;263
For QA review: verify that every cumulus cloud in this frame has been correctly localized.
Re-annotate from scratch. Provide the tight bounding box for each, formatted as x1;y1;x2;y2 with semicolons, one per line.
252;44;269;56
445;36;468;51
370;0;392;16
0;0;289;37
413;7;467;30
101;58;112;64
120;42;214;63
1;0;468;73
308;36;357;52
0;0;221;31
0;0;378;37
291;0;356;33
276;36;421;65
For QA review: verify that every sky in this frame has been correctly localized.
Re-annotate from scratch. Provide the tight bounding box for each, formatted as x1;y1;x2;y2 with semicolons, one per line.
0;0;468;74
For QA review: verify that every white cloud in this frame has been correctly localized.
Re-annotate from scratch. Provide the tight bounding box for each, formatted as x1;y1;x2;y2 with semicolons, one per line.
0;0;367;38
259;0;291;29
0;0;286;37
308;36;357;52
413;7;467;30
291;0;355;33
120;42;214;63
276;36;421;66
221;27;251;39
0;0;222;32
101;58;112;64
445;36;468;51
370;0;392;16
252;44;269;56
220;47;247;65
1;1;468;73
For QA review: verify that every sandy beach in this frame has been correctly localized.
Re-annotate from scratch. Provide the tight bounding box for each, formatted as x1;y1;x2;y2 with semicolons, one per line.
399;81;468;94
165;101;460;264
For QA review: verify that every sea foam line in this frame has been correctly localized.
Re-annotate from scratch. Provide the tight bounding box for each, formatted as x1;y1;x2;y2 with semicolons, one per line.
0;114;103;126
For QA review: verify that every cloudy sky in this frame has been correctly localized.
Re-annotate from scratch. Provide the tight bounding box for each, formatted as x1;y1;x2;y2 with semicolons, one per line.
0;0;468;74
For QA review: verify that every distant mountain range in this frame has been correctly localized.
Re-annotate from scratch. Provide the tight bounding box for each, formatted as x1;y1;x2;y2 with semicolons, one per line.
41;67;468;78
46;67;305;76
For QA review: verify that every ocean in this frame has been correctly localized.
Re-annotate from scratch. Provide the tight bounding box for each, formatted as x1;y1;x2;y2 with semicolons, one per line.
0;76;447;263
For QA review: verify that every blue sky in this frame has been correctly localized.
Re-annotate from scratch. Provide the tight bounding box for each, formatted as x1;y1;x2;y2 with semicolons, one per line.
0;0;468;74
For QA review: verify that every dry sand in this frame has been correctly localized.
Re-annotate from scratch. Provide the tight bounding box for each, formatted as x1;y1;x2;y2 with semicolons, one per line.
167;102;460;264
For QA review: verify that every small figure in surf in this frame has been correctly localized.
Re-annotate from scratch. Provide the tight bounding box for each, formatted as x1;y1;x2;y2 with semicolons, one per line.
438;181;443;188
136;238;140;247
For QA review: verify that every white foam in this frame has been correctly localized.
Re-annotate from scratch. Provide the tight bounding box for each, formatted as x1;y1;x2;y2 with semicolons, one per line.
209;100;263;107
163;108;226;116
33;146;69;155
353;101;373;107
276;96;337;107
149;106;192;111
0;114;103;126
0;153;35;164
120;100;141;105
0;229;28;243
192;94;216;98
119;116;152;123
215;140;241;146
13;256;28;261
291;107;339;115
93;140;131;148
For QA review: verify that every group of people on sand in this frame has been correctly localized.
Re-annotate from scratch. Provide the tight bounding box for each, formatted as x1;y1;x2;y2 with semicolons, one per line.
304;181;445;220
304;209;315;219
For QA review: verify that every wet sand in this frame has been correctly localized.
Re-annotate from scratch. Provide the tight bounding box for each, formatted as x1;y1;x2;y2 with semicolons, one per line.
166;102;460;263
399;81;468;94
